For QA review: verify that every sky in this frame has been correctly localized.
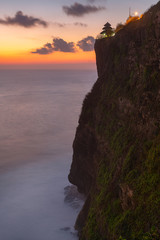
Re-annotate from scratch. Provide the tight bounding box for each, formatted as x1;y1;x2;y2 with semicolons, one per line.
0;0;158;69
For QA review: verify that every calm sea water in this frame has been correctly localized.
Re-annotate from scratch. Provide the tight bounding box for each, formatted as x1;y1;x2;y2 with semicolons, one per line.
0;69;96;240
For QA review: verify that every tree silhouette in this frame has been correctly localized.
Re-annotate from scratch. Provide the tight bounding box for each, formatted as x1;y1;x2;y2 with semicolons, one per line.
115;23;124;33
100;22;114;37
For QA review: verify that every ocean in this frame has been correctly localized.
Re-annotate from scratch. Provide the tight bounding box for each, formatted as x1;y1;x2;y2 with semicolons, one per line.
0;69;97;240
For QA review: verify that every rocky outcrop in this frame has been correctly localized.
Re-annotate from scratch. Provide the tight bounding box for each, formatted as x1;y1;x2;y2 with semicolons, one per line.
69;2;160;240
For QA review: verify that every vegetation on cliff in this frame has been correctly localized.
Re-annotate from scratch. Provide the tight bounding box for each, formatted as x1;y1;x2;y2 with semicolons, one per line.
69;1;160;240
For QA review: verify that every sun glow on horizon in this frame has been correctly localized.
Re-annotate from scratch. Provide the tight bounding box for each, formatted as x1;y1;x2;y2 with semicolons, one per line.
0;23;96;66
0;0;157;68
0;49;96;65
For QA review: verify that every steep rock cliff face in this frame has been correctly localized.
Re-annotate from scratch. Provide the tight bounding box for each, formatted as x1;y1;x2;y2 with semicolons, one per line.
69;2;160;240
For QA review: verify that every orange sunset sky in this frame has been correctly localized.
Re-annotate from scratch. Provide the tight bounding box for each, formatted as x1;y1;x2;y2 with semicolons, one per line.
0;0;158;69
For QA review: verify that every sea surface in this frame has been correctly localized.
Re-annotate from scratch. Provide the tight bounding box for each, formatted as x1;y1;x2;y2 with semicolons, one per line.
0;69;96;240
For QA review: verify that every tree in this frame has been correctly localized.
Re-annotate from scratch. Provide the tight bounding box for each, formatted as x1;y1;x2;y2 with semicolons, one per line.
100;22;114;37
115;23;124;33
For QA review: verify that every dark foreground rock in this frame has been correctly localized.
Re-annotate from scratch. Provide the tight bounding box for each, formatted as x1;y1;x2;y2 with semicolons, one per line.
69;1;160;240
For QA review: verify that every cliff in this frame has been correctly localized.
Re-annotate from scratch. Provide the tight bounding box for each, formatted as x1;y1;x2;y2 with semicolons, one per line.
69;2;160;240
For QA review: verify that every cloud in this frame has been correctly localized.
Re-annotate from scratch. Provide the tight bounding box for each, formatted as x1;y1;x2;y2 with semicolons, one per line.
53;22;66;28
74;22;88;27
54;22;87;28
77;36;95;51
63;2;105;17
52;22;87;28
31;38;76;55
52;38;75;52
32;47;53;55
0;11;48;28
44;43;52;49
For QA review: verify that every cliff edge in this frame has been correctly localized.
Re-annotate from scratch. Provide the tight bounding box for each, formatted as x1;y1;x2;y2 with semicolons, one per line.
69;2;160;240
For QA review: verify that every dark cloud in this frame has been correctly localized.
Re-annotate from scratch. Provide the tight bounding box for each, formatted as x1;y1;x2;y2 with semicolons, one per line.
52;22;87;28
31;38;76;55
0;11;48;28
53;22;66;28
32;47;53;55
77;36;95;51
53;38;75;52
74;22;87;27
44;43;52;49
63;2;105;17
54;22;87;28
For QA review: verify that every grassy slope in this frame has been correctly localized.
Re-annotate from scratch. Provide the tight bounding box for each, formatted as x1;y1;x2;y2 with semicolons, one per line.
75;2;160;240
